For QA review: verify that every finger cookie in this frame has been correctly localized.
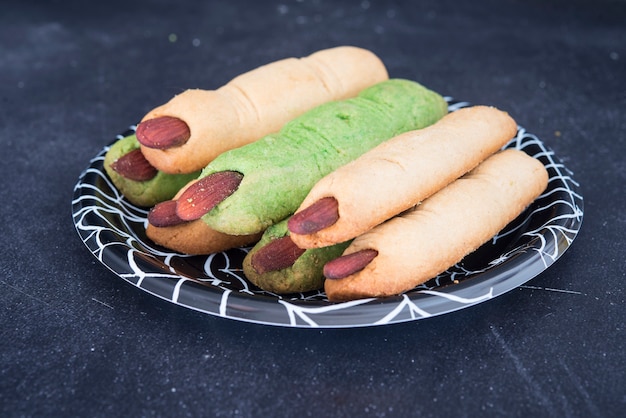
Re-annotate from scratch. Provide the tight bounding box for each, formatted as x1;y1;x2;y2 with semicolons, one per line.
103;134;200;207
136;46;389;174
288;106;518;248
168;79;448;236
242;219;350;294
145;181;261;254
324;149;549;302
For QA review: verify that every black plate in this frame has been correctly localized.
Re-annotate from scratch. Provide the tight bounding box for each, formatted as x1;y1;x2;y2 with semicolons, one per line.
71;99;584;327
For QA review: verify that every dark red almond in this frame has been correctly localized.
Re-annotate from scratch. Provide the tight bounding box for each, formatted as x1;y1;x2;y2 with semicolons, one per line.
323;249;378;279
287;197;339;235
110;149;158;181
136;116;191;149
176;171;243;221
147;200;187;227
250;236;306;275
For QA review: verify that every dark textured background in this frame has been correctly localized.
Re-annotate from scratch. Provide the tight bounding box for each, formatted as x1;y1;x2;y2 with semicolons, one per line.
1;0;624;416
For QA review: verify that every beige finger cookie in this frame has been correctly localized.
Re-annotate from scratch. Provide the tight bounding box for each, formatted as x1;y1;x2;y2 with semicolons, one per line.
137;46;389;174
145;180;261;255
324;149;549;302
146;218;260;255
289;106;518;249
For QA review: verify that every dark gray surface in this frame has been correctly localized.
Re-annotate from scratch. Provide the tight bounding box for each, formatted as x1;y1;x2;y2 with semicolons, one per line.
1;0;624;416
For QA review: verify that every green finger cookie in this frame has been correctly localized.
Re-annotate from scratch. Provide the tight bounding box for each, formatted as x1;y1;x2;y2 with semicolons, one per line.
201;78;448;235
104;134;200;207
242;219;351;294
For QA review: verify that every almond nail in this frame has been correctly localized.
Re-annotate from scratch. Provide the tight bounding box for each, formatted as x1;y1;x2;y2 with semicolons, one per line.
148;200;187;227
110;148;158;181
288;197;339;235
323;249;378;279
176;171;243;221
251;236;306;275
136;116;191;149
